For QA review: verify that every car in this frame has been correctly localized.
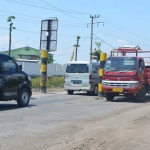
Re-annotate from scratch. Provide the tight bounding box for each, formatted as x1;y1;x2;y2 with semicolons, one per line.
0;54;32;107
64;61;100;95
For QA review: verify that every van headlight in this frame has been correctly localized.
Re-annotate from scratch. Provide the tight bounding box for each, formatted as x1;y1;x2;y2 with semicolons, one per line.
102;82;109;86
129;82;138;87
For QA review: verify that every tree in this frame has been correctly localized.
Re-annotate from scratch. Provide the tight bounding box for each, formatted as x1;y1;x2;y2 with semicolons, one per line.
75;35;80;61
47;54;54;64
90;42;102;62
7;16;16;56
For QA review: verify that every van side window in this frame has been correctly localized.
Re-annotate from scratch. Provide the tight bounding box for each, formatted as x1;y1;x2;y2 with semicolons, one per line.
92;64;99;73
1;56;16;74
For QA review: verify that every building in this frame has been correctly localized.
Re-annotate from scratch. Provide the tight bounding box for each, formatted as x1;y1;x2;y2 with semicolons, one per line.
2;46;54;63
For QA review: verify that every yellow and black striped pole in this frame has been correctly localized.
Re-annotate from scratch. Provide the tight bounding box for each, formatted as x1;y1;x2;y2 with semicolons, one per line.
40;50;48;93
98;53;107;97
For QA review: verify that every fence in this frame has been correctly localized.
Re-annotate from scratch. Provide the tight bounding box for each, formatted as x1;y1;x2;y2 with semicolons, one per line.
16;61;67;76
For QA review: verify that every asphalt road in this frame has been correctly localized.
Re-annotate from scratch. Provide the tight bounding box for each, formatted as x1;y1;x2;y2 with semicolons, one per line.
0;91;150;150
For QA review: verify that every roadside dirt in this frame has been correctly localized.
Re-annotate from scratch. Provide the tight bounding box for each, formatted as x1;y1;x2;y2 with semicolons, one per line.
50;102;150;150
30;91;150;150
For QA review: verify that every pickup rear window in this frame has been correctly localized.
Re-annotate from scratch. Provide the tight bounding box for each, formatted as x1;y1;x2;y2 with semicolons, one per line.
66;64;89;73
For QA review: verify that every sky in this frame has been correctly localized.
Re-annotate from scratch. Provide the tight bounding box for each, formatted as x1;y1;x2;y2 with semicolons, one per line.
0;0;150;64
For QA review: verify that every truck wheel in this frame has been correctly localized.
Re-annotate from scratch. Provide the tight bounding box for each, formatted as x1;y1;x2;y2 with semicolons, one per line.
17;89;30;107
93;85;98;96
67;90;74;95
105;93;114;101
135;86;146;102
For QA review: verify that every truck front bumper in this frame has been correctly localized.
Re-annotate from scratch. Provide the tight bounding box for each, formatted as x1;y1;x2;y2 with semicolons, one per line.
102;86;139;94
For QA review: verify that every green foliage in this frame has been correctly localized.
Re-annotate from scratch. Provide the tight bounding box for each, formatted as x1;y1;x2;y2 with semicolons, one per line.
31;76;64;89
47;54;54;64
7;16;15;22
77;36;81;40
90;42;102;62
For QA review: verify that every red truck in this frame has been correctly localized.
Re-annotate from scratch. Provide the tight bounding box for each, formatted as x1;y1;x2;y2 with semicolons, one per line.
102;46;150;102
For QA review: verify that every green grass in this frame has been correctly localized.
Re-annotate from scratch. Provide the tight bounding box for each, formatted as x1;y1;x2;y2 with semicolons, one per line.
31;76;64;89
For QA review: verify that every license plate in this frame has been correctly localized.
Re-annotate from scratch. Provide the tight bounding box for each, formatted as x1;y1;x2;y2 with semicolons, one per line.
72;80;81;84
112;88;123;92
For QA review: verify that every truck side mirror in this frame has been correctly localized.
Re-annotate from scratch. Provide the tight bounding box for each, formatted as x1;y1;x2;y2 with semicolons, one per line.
139;62;144;73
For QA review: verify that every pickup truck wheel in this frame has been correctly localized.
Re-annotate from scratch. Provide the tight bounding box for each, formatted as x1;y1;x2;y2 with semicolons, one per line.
105;93;114;101
17;89;30;107
67;90;74;95
135;86;146;102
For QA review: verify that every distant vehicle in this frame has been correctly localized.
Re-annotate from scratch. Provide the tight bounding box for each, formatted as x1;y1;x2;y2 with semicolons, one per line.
102;46;150;102
0;54;32;107
64;61;100;95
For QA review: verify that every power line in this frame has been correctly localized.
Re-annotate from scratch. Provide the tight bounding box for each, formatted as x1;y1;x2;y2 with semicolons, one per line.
93;34;115;49
93;28;150;47
54;48;90;57
2;1;150;41
5;0;87;24
41;0;86;24
99;16;150;41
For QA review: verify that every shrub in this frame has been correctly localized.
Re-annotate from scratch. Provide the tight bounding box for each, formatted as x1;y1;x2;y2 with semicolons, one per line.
31;76;64;89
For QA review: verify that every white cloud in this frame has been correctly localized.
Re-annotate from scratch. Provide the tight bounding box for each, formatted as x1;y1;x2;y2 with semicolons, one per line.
117;39;127;45
0;35;9;45
14;43;24;48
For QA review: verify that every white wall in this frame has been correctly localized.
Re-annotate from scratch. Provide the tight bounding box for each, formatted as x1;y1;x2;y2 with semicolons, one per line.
16;61;67;76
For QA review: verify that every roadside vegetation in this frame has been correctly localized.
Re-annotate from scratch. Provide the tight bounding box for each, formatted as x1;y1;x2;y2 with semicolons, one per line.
31;76;64;89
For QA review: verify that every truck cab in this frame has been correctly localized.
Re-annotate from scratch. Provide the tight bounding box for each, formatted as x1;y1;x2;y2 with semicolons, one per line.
102;46;150;102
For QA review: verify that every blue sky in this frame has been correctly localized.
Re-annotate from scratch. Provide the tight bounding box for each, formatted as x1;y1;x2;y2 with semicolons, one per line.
0;0;150;64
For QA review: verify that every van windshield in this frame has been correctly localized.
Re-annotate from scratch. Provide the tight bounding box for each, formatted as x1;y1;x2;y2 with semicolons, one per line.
66;64;89;73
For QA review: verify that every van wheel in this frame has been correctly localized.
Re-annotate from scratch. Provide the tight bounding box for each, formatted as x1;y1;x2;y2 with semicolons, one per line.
67;90;74;95
93;85;98;96
135;86;146;102
17;89;30;107
105;93;114;101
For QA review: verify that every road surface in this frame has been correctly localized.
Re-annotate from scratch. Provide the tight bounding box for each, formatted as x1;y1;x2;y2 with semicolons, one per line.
0;91;150;150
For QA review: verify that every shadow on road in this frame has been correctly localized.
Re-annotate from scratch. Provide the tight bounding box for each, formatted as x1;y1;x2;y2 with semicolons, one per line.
110;95;150;103
66;92;98;97
0;104;36;111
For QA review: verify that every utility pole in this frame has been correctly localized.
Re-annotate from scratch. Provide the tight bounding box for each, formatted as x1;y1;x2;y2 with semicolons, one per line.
7;16;16;56
90;15;100;61
40;18;58;93
75;36;80;61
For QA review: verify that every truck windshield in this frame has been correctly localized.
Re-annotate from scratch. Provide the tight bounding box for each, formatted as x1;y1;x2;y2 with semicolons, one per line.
104;57;138;71
66;64;89;73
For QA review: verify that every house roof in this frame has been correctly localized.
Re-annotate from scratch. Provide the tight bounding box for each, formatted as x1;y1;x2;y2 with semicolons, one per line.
2;46;53;56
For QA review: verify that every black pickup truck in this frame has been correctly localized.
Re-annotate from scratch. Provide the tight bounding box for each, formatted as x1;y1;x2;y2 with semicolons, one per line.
0;54;32;107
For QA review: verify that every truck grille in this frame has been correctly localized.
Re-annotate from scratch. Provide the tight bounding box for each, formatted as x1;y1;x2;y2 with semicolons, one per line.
109;83;129;87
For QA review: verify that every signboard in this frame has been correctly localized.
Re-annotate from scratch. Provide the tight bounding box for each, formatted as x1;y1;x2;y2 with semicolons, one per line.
40;18;58;52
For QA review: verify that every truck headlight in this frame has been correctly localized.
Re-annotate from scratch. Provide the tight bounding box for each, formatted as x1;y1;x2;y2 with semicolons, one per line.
102;82;109;86
129;82;138;87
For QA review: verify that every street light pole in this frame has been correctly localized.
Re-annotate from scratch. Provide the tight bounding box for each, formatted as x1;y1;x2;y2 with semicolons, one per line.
8;23;13;56
7;16;16;56
75;36;80;61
